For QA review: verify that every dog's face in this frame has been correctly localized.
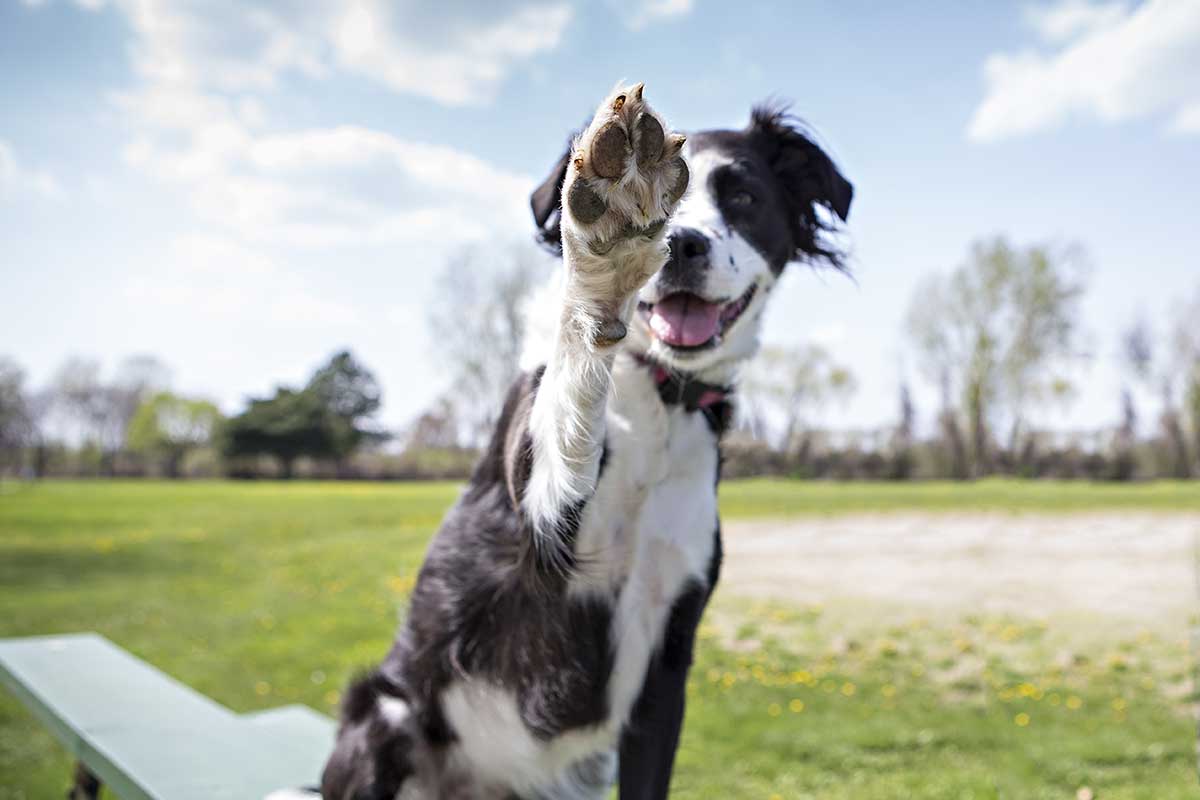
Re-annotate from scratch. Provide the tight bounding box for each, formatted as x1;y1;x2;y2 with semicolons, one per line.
532;105;853;375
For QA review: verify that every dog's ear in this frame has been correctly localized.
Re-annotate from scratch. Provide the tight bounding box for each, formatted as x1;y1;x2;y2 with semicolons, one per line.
748;103;853;269
529;143;573;255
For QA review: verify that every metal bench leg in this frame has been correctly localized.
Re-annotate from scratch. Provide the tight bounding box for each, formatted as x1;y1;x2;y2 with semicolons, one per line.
67;761;101;800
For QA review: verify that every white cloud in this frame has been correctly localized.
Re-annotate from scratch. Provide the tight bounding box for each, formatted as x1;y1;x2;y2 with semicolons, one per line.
610;0;694;31
119;94;534;246
333;1;572;105
110;0;570;106
1022;0;1129;42
968;0;1200;142
0;139;61;199
104;1;541;247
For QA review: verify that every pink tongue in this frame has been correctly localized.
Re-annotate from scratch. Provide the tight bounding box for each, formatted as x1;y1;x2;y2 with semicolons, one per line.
648;293;722;347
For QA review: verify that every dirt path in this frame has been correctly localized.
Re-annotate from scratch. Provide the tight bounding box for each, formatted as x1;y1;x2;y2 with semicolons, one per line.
720;513;1200;630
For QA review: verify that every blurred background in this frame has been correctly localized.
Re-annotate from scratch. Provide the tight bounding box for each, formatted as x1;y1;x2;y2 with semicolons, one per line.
1;1;1198;798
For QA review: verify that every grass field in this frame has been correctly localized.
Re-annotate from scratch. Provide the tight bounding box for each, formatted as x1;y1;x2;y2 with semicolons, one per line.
1;480;1197;798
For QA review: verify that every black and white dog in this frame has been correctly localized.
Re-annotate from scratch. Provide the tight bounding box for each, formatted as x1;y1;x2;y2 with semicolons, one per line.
316;83;851;799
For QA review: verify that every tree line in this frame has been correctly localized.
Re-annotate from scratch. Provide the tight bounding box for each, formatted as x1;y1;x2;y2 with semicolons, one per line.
414;238;1200;481
0;351;386;479
2;236;1198;481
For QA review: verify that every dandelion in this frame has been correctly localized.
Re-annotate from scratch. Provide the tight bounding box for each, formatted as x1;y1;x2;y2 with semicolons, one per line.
841;682;856;697
325;690;340;707
767;703;782;717
1066;695;1083;710
1014;712;1030;727
881;684;897;698
254;681;271;696
789;699;805;713
1111;697;1127;712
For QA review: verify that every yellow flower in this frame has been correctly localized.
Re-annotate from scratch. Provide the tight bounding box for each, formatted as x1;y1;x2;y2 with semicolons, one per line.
254;681;271;696
789;699;805;713
841;682;856;697
1066;696;1083;710
1111;697;1127;712
881;684;897;698
767;703;782;717
1014;712;1031;727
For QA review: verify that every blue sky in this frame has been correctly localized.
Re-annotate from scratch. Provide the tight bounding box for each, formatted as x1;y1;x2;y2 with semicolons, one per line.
2;0;1198;435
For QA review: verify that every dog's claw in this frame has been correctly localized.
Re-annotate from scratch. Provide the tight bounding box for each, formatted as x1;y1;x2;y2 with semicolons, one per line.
594;317;627;347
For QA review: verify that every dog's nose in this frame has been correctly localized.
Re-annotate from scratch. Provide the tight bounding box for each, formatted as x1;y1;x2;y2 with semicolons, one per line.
661;227;711;290
668;227;710;269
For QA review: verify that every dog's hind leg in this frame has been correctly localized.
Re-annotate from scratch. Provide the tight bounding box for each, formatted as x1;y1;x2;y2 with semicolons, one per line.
519;82;687;550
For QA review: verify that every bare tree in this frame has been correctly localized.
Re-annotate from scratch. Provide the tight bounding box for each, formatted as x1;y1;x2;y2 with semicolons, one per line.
1170;286;1200;473
739;344;857;452
0;358;34;474
427;244;551;447
51;355;170;474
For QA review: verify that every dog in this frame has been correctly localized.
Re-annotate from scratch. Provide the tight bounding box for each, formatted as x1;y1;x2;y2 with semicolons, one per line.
314;82;852;799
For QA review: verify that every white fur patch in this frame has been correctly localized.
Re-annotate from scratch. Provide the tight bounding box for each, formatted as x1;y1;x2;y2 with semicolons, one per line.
441;680;613;798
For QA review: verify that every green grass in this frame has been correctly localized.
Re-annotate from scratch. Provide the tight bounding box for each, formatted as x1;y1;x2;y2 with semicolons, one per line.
0;480;1196;798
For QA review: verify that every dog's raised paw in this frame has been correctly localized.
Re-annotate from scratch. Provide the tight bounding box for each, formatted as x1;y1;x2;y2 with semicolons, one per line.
563;82;688;249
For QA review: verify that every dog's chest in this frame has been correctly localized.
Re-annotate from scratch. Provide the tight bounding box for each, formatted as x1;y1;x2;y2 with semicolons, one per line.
572;363;720;729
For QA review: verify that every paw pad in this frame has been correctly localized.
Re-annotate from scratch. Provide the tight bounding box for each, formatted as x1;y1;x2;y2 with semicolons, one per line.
591;122;629;179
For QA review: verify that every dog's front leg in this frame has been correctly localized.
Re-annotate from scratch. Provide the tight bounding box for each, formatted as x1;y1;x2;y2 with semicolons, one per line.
520;83;688;550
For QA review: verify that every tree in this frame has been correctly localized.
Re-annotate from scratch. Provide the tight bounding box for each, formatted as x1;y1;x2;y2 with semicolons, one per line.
221;351;384;477
1115;317;1155;479
1170;286;1200;473
427;244;550;447
906;238;1088;476
222;388;330;479
739;344;857;452
0;358;34;473
50;355;170;474
305;350;384;464
127;392;222;478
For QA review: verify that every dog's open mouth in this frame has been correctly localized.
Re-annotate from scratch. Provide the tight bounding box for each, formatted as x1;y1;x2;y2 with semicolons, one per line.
639;284;757;350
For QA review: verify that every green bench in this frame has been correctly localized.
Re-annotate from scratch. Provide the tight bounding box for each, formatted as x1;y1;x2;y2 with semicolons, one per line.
0;633;334;799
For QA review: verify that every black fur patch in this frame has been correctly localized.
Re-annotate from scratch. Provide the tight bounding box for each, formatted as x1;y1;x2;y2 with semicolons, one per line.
325;368;615;797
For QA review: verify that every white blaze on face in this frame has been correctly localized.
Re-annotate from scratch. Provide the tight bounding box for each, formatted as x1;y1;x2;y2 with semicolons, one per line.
629;145;778;375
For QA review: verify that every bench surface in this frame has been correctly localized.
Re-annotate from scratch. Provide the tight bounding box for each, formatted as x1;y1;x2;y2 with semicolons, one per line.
0;633;335;800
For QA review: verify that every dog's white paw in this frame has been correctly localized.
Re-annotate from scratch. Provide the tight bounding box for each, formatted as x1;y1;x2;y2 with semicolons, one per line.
560;82;688;346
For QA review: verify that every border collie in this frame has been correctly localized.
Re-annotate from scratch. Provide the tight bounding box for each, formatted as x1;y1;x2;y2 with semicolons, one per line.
308;82;852;799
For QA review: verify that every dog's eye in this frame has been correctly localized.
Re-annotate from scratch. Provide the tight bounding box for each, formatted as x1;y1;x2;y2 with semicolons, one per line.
730;190;755;208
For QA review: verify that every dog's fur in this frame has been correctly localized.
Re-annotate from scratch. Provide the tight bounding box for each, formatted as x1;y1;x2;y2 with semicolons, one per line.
315;84;852;800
